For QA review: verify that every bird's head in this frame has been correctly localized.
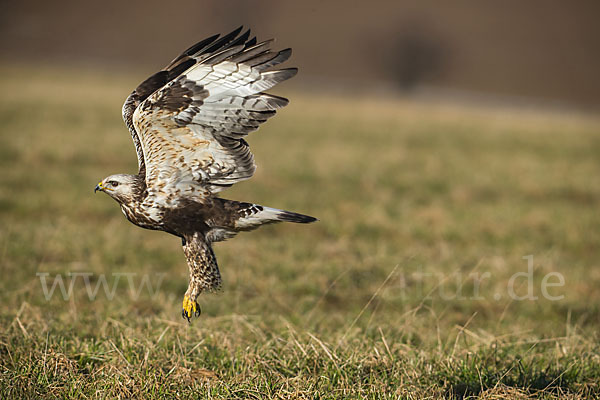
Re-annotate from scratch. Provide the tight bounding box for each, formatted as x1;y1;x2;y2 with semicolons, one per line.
95;174;140;204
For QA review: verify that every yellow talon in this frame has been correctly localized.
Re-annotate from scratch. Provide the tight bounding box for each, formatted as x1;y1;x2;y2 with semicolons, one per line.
182;295;200;322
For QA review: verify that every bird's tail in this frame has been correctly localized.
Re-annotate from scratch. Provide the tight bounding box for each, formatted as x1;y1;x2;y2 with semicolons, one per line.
265;207;317;224
234;203;317;230
206;200;316;242
215;199;314;230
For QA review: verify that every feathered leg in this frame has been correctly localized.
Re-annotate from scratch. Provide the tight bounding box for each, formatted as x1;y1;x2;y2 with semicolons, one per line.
181;232;221;321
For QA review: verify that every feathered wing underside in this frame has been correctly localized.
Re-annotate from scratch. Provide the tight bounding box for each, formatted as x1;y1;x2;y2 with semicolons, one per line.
128;27;296;205
182;232;221;294
122;27;250;172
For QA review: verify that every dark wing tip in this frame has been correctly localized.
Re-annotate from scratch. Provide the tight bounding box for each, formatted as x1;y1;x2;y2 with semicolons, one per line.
182;33;220;57
232;25;244;35
280;67;298;78
204;26;246;54
244;36;258;49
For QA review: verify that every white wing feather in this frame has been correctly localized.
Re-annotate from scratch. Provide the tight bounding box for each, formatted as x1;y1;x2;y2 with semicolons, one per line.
130;33;295;207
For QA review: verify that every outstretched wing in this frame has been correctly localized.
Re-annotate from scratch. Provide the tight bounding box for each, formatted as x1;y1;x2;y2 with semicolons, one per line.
126;27;296;206
122;28;245;174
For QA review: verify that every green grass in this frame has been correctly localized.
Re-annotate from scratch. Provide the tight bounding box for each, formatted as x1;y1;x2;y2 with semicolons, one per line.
1;65;599;398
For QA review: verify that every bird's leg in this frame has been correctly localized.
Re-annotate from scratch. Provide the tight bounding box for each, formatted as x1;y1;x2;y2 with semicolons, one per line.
181;281;202;322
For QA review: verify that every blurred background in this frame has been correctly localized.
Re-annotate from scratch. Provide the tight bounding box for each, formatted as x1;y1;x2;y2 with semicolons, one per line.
2;0;600;109
1;1;600;397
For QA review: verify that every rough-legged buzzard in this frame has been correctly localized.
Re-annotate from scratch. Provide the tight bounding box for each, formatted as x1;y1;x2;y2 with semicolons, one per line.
95;27;316;321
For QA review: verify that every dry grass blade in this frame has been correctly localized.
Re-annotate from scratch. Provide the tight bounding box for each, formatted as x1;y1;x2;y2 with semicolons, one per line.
0;67;599;398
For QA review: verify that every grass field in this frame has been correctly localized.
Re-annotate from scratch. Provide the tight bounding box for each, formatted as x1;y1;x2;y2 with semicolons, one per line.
1;66;599;399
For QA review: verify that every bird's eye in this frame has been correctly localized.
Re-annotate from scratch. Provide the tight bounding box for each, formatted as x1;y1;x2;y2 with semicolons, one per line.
110;181;119;187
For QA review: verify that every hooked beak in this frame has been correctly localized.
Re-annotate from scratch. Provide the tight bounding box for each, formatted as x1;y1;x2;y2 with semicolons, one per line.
95;182;103;193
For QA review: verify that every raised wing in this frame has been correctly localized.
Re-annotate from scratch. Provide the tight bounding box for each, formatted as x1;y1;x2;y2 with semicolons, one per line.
122;27;247;174
128;28;296;206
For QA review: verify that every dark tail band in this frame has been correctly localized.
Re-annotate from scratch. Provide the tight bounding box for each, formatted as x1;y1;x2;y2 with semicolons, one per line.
277;210;318;223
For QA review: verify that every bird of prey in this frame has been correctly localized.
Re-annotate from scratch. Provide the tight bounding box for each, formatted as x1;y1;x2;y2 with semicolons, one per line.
95;27;316;321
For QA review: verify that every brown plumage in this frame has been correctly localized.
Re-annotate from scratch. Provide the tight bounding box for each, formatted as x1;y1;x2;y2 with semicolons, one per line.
95;27;316;321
